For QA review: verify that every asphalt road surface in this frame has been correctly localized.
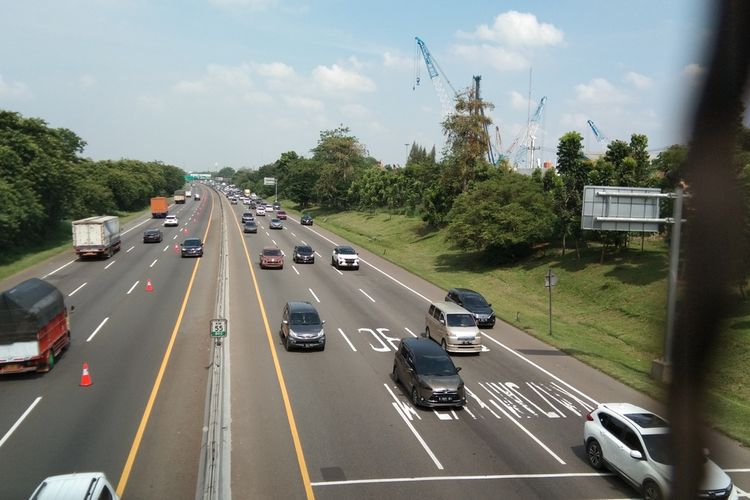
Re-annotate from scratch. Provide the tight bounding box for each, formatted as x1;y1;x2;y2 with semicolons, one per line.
1;186;748;499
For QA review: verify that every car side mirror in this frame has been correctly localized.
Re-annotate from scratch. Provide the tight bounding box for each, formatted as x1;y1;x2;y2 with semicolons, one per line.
439;319;445;325
629;450;643;460
456;366;462;372
321;320;326;325
282;320;288;325
488;303;492;307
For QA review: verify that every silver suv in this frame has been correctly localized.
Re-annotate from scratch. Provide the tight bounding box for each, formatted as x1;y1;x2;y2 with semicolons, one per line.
425;301;482;354
280;301;325;351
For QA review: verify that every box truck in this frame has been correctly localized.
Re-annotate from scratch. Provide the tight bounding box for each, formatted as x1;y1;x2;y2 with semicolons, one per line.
174;190;186;204
0;278;71;374
150;197;169;218
72;216;121;258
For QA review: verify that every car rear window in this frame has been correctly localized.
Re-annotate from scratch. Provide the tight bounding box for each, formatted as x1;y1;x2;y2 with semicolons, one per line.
183;240;201;247
625;413;668;429
446;313;476;327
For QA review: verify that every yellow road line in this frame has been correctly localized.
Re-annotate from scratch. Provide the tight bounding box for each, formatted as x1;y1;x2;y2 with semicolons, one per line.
116;193;215;497
234;206;316;499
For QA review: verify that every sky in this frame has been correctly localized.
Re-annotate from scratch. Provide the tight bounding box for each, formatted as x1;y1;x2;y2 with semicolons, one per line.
0;0;712;172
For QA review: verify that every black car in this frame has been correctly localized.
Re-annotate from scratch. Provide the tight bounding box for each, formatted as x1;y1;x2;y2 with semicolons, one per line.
241;212;254;223
243;221;257;233
143;229;163;243
300;214;313;226
293;245;315;264
180;238;203;257
445;288;496;328
280;301;325;351
393;337;465;408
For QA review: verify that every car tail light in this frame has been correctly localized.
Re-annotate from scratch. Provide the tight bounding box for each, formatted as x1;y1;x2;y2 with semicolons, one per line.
585;411;594;421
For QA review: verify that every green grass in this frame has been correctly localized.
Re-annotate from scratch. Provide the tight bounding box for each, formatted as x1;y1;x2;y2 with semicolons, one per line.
289;204;750;445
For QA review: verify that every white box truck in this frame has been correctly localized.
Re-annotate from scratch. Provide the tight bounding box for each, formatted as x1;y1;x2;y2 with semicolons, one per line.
72;216;121;259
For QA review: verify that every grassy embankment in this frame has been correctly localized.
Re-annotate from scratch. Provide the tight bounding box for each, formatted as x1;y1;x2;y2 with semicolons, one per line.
289;206;750;446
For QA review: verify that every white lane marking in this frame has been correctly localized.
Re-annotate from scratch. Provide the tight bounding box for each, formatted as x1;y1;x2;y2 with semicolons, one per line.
0;397;43;449
104;260;116;270
292;266;300;275
481;333;599;406
300;240;307;245
478;383;566;465
126;245;135;252
334;267;343;276
291;232;296;237
281;250;285;257
163;245;169;252
173;235;178;240
433;410;452;421
265;231;270;237
389;399;443;469
310;472;615;487
404;327;418;338
314;251;322;258
272;239;277;245
338;328;357;352
86;317;109;342
359;288;376;303
463;406;477;419
68;282;87;297
308;288;320;303
149;259;158;268
126;281;140;295
42;260;75;279
121;218;151;235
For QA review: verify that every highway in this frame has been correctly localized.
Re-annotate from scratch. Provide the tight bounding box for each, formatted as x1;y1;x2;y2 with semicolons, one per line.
1;185;748;499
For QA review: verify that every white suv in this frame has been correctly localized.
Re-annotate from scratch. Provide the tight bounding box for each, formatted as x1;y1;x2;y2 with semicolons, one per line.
584;403;737;500
163;215;179;227
331;246;359;270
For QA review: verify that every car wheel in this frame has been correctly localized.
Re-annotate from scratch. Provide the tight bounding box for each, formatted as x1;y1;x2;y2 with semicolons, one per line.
284;335;292;351
40;349;54;373
441;338;448;351
331;257;335;266
354;266;359;270
642;480;662;500
586;439;604;470
425;327;431;340
392;364;399;383
411;387;420;407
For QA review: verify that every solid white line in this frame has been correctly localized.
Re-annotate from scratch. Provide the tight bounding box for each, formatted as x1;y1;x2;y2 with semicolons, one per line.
163;245;169;252
0;397;43;449
127;280;140;295
301;240;307;245
481;333;599;406
404;327;418;338
314;251;322;258
149;259;158;268
334;268;343;276
292;265;300;275
126;245;135;252
359;288;376;303
272;239;277;245
104;260;116;269
310;471;615;487
68;282;87;297
390;400;443;470
338;328;357;352
308;288;320;303
725;469;750;472
291;232;296;237
86;317;109;342
121;218;151;235
42;260;75;279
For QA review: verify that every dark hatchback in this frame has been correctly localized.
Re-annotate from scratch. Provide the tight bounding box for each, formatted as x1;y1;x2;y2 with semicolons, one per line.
445;288;495;328
243;221;257;233
300;214;313;226
180;238;203;257
393;337;465;408
292;245;315;264
143;229;163;243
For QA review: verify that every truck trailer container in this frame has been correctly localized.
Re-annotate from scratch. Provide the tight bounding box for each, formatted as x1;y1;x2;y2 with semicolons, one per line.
0;278;71;374
174;190;186;204
72;216;121;258
150;196;169;218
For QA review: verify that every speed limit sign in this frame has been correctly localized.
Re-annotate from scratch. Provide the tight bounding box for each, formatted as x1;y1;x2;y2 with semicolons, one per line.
210;318;227;338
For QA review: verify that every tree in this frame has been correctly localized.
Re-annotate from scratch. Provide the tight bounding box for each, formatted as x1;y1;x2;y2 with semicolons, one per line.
553;132;589;255
311;127;374;209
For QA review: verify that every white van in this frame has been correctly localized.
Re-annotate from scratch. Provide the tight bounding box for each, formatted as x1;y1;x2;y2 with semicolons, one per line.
29;472;119;499
425;301;482;354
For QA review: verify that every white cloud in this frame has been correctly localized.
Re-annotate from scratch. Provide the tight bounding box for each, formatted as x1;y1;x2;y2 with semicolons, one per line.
624;71;652;90
560;112;589;129
509;90;530;110
348;56;365;71
254;62;295;80
285;95;323;111
383;51;411;69
458;11;564;47
574;78;629;105
340;103;371;119
209;0;278;10
452;44;528;72
137;94;164;111
312;64;376;93
242;91;274;106
79;75;97;88
0;74;31;99
683;63;706;85
172;64;253;95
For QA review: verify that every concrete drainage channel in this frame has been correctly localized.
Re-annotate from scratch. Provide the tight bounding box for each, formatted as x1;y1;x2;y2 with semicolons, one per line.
196;190;232;500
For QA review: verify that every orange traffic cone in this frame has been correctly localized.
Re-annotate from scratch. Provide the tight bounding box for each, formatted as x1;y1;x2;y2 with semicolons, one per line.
173;244;180;253
80;362;93;387
146;279;154;292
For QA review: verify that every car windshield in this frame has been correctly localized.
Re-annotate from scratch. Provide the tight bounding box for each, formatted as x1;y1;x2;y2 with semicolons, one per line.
415;353;457;376
462;294;488;307
183;240;201;247
272;219;280;223
243;213;252;217
338;247;355;254
245;221;255;226
289;312;320;325
641;433;673;465
145;230;159;235
263;249;282;256
297;246;312;254
446;314;476;327
302;215;311;219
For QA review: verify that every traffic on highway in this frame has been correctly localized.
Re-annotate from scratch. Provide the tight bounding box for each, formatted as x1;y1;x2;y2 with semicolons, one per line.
1;185;748;499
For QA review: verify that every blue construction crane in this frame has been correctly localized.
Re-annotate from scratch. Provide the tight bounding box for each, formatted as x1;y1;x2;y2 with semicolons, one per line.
510;96;548;170
587;119;608;143
414;36;458;117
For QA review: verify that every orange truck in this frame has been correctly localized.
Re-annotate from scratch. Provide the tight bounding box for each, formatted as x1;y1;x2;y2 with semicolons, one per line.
150;196;169;218
0;278;71;374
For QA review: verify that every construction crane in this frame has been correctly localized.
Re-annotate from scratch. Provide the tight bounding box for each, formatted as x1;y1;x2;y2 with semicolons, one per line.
509;96;548;170
472;75;495;164
414;36;458;117
587;119;608;143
